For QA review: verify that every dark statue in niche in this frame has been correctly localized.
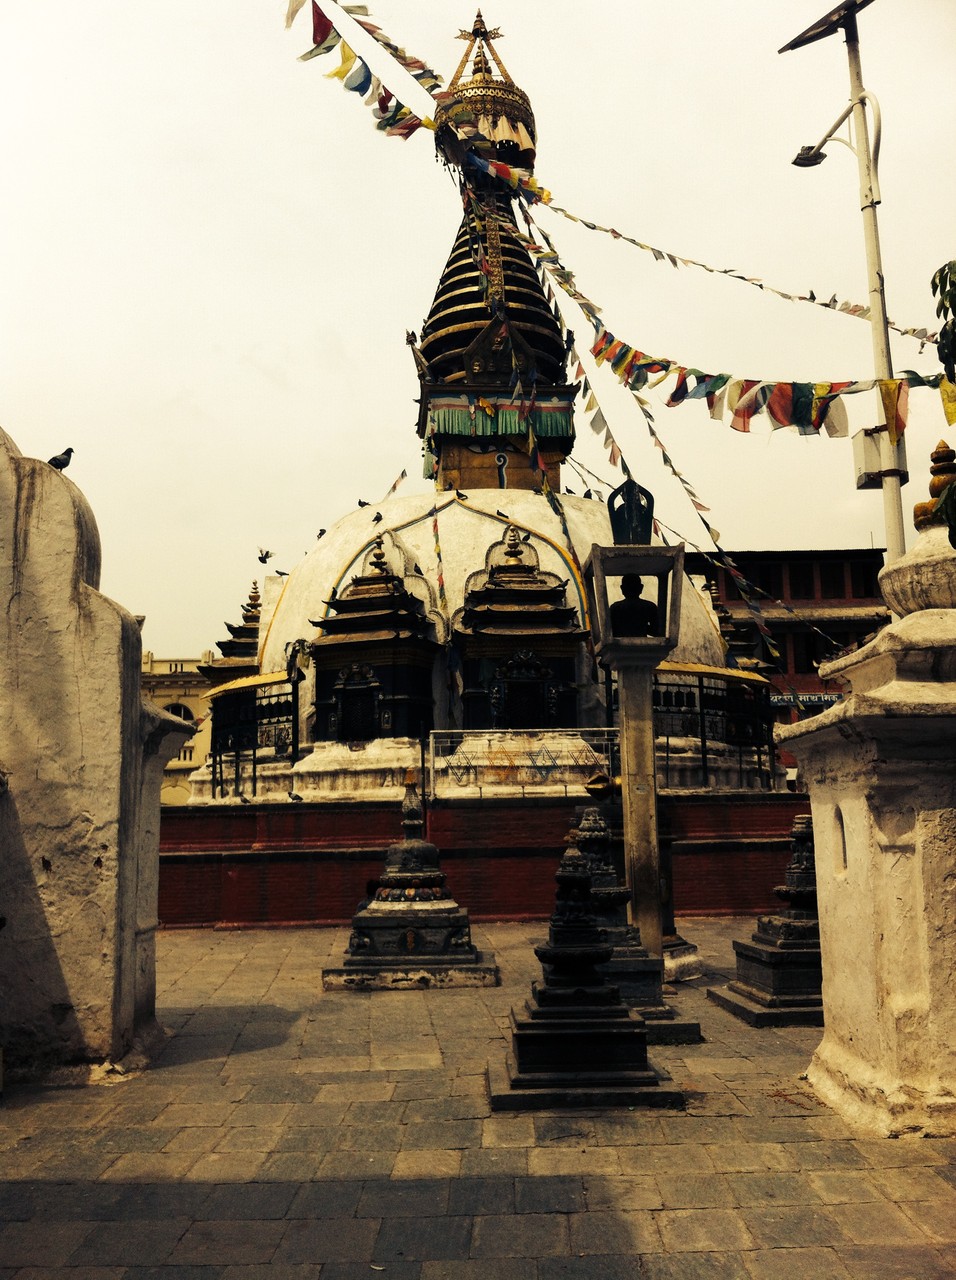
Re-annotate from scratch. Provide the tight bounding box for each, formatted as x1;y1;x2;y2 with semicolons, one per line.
608;574;660;637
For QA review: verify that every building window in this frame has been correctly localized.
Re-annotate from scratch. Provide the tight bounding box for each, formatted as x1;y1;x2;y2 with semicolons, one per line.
164;702;195;721
749;561;783;602
178;746;194;763
850;559;880;599
790;633;818;674
819;562;847;599
787;561;816;600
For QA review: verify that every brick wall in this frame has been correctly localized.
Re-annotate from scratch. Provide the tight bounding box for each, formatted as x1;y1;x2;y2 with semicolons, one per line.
158;792;809;927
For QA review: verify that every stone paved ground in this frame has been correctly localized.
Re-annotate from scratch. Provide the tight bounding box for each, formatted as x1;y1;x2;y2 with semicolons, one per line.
2;918;956;1278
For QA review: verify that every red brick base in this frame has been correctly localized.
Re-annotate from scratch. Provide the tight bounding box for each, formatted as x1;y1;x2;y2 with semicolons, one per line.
158;792;809;928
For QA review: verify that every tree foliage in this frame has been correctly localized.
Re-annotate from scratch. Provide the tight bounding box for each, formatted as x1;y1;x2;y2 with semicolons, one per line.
932;260;956;382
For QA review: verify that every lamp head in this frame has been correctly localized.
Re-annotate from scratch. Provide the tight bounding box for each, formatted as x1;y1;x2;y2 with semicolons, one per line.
792;145;827;167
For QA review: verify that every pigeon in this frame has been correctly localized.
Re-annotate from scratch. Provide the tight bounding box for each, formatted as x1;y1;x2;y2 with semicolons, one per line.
413;563;424;575
276;570;289;577
258;548;274;564
456;490;468;500
372;512;383;524
287;791;303;804
496;510;510;520
239;794;251;804
316;529;326;539
47;447;74;471
565;487;576;495
521;530;532;542
357;499;370;508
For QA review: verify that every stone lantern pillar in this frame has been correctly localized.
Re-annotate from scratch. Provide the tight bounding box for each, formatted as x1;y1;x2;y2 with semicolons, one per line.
777;441;956;1135
584;544;683;957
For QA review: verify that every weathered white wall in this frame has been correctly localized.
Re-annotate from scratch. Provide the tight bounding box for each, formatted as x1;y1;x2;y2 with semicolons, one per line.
779;534;956;1136
0;428;188;1071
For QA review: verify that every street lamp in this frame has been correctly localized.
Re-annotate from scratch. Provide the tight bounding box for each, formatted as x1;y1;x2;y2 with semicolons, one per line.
780;0;907;564
585;543;684;956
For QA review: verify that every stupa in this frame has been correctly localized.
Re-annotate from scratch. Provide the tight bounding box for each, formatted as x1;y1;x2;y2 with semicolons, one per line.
186;13;742;811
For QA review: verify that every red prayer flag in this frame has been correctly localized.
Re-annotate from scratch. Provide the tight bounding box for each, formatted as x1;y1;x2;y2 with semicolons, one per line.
312;2;333;47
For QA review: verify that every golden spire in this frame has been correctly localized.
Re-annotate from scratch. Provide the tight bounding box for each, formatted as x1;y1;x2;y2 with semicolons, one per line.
437;11;536;169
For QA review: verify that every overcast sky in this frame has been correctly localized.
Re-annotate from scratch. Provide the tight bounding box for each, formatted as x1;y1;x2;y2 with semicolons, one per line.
2;1;954;655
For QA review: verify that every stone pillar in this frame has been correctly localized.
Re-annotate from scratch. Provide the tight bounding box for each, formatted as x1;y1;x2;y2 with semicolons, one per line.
0;429;189;1075
777;441;956;1136
617;666;664;956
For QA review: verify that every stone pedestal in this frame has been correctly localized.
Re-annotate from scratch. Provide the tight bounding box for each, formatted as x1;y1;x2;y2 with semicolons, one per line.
488;832;683;1110
322;782;498;990
0;430;190;1076
777;482;956;1135
708;814;823;1027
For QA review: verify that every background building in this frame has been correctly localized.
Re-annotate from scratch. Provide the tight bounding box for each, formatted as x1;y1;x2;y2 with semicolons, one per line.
685;548;890;770
140;652;213;804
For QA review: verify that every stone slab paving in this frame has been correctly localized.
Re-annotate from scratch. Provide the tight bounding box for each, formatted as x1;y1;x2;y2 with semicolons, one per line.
1;918;955;1277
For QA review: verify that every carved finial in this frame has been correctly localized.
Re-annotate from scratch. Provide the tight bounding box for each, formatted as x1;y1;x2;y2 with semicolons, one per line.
504;525;524;559
371;536;388;574
914;440;956;530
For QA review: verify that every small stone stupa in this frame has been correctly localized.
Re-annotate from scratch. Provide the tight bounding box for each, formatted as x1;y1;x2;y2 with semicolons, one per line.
577;807;701;1043
708;814;823;1027
488;828;684;1109
321;778;498;990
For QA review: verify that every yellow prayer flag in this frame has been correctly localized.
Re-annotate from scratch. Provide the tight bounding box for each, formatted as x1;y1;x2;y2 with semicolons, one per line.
940;378;956;427
327;41;357;80
878;379;903;446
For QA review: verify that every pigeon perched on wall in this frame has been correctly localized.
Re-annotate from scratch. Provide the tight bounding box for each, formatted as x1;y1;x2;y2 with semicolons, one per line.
372;512;383;524
317;529;326;539
47;447;74;471
357;499;370;508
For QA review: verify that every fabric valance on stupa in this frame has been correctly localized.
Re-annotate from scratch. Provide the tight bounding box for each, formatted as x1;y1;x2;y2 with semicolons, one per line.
424;393;574;440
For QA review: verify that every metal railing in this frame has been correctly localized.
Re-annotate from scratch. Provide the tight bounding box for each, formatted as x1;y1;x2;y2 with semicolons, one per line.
653;671;777;791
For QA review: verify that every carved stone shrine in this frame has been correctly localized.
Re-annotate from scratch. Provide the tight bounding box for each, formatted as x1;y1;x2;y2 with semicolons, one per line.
321;779;498;990
708;814;823;1027
576;808;700;1043
487;828;684;1109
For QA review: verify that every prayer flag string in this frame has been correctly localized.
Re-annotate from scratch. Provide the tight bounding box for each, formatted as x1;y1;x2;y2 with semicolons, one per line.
288;4;935;350
461;152;937;350
508;204;941;443
430;505;447;609
291;2;438;138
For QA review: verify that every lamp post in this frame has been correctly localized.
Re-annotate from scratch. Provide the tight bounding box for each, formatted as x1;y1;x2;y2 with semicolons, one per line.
780;0;907;564
585;544;684;957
